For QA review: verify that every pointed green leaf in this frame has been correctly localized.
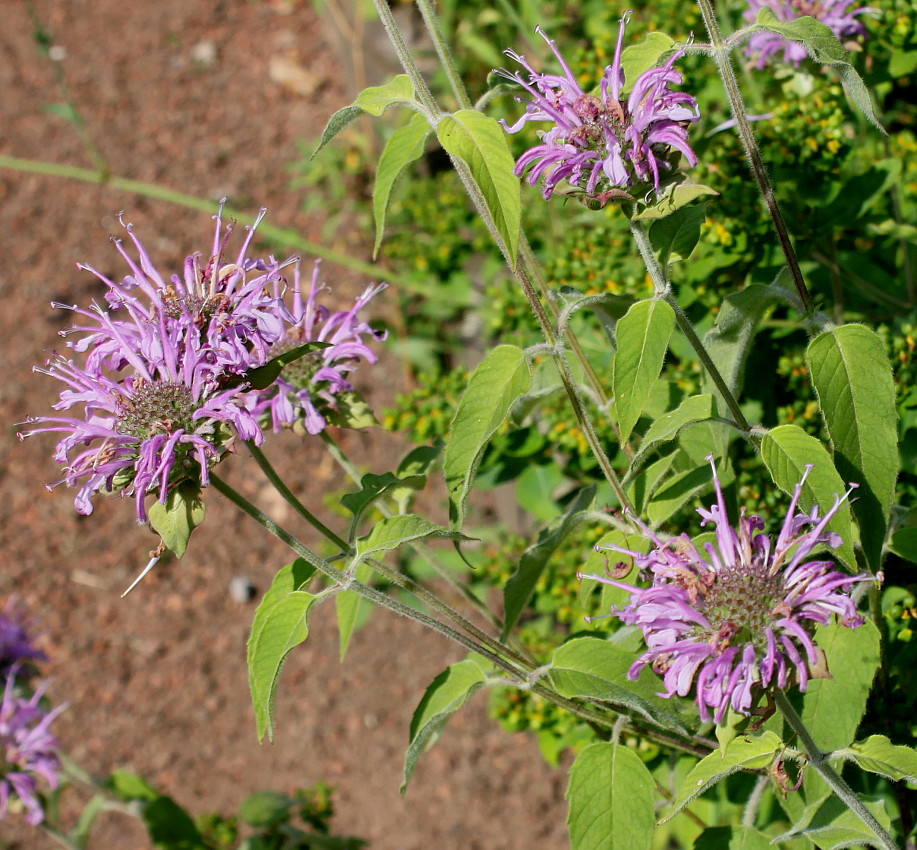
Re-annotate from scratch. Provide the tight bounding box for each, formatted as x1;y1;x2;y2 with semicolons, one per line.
502;486;596;639
247;560;318;742
373;113;432;258
147;482;205;558
566;742;655;850
238;791;294;828
620;33;677;91
760;424;857;570
314;75;419;157
800;619;880;752
613;298;676;443
777;794;892;849
649;203;707;268
335;562;374;662
624;394;717;485
550;635;690;732
402;658;489;791
436;110;521;265
354;514;468;564
141;796;204;849
806;325;898;570
665;732;783;820
836;735;917;783
692;826;774;850
242;341;330;390
745;9;883;130
323;389;379;430
444;345;531;530
340;472;426;522
702;284;782;409
646;458;734;527
631;181;718;220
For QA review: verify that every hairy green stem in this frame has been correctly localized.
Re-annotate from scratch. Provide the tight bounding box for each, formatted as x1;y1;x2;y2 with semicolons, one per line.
775;690;900;850
0;156;437;298
694;0;814;315
629;219;751;432
414;0;472;110
742;774;769;829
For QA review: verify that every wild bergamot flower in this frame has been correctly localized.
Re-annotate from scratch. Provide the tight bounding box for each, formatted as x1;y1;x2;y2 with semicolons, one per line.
580;460;865;723
743;0;873;67
20;206;295;522
499;12;699;204
246;262;387;435
0;672;65;826
0;601;46;683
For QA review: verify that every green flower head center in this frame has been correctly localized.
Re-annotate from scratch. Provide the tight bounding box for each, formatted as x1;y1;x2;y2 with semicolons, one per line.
699;560;786;650
116;379;197;440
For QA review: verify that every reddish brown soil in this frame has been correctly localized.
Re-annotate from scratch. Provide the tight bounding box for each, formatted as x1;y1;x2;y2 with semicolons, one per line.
0;2;567;847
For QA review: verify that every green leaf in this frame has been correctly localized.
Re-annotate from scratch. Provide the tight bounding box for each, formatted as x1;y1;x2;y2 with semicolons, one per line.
836;735;917;783
760;424;857;570
147;482;205;558
514;462;565;521
142;796;205;849
314;76;419;158
745;9;883;130
888;525;917;564
238;791;294;828
624;394;717;485
354;514;467;564
247;560;318;742
323;389;379;430
702;283;782;410
631;181;718;221
620;32;677;91
612;298;676;443
692;826;773;850
566;742;655;850
777;794;892;849
107;770;160;802
646;458;733;527
502;487;596;639
402;658;489;792
800;619;880;752
392;445;441;513
649;202;707;268
335;562;373;662
373;113;432;258
444;345;531;530
340;472;426;523
69;795;107;849
807;325;898;571
550;635;689;732
242;342;330;391
436;110;521;265
665;732;783;820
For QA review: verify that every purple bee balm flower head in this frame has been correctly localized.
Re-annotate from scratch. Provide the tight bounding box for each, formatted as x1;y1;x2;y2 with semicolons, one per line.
0;601;46;682
743;0;873;67
247;262;387;436
498;12;699;204
20;206;292;522
580;459;866;724
0;672;66;826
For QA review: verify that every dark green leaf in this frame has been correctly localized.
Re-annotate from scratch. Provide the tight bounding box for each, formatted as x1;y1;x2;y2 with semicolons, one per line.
238;791;293;828
436;110;521;265
502;486;595;639
692;826;773;850
444;345;531;530
566;742;655;850
142;796;205;849
649;203;707;268
340;472;426;522
243;342;330;391
147;483;205;559
402;658;489;792
807;325;898;571
777;794;892;849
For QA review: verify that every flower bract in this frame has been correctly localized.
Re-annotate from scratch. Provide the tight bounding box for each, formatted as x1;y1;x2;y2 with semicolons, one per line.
580;461;865;723
499;12;699;203
246;262;387;435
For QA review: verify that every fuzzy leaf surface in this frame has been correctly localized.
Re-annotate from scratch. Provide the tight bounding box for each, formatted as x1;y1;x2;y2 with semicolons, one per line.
613;298;675;443
436;110;521;265
836;735;917;783
444;345;531;530
760;424;856;570
373;112;431;257
402;658;489;792
248;559;317;742
147;482;205;559
566;742;655;850
807;325;898;571
354;514;467;564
